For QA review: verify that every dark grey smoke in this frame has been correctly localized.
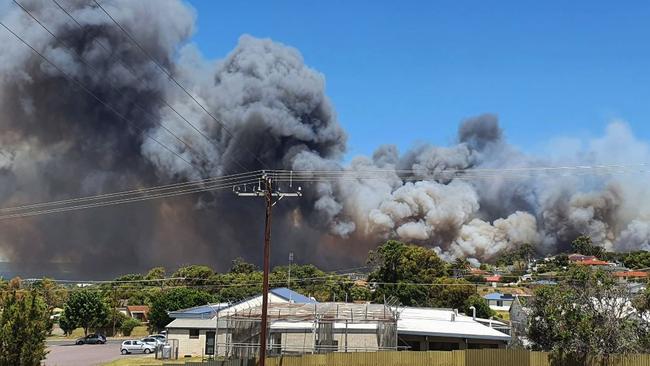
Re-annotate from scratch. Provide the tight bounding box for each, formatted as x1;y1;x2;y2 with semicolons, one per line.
458;113;502;151
1;0;650;278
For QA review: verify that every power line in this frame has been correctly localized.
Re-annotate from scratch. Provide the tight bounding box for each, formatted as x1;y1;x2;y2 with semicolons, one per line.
92;0;269;172
0;170;261;214
0;20;195;170
0;176;260;220
11;0;209;173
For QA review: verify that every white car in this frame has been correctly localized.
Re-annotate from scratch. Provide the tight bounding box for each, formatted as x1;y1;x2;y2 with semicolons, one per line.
120;340;155;354
148;334;166;343
141;336;164;347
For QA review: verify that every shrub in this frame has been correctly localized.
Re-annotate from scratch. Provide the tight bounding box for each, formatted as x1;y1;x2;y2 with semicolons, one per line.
120;318;141;336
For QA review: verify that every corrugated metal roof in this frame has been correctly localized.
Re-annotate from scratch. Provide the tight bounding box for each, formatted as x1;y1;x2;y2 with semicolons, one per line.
270;288;317;304
166;317;219;329
397;307;510;341
168;303;229;319
483;292;515;301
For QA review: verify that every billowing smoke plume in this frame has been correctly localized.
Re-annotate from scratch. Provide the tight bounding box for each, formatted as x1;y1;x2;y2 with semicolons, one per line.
1;0;649;278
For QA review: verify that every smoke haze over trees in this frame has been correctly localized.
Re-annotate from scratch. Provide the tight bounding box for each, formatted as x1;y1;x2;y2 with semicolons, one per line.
2;0;650;277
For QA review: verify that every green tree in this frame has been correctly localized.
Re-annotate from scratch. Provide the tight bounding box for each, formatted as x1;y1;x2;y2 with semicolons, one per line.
149;288;214;332
463;294;495;319
58;312;76;336
120;318;141;336
145;267;166;280
62;290;109;336
0;291;49;365
622;251;650;269
368;240;446;306
349;284;372;302
31;278;67;310
529;266;646;363
230;258;258;274
570;235;604;257
429;278;475;309
172;265;215;286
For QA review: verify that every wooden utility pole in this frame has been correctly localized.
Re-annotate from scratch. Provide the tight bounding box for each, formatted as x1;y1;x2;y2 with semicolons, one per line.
259;176;272;365
235;171;301;366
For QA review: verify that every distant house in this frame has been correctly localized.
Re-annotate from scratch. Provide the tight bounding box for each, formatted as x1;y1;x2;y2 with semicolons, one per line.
483;293;515;311
126;305;150;323
613;271;649;283
568;254;596;262
575;258;611;267
484;275;501;283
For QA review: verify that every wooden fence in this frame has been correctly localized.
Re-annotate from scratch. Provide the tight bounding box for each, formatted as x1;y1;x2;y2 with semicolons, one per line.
169;350;650;366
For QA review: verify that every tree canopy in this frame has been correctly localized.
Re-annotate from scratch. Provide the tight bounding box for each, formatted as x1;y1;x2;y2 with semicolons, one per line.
528;266;650;362
368;240;450;306
148;288;215;332
570;235;605;257
0;291;49;365
62;290;109;336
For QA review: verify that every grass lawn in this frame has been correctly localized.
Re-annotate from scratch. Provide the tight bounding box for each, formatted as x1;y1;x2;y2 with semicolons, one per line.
495;311;510;321
48;325;151;340
47;327;86;339
130;325;150;337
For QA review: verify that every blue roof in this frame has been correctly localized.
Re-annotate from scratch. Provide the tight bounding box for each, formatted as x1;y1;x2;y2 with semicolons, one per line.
270;288;317;304
168;303;229;319
483;292;515;301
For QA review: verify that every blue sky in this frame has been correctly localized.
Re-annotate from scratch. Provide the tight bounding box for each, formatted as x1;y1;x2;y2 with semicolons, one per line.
186;0;650;159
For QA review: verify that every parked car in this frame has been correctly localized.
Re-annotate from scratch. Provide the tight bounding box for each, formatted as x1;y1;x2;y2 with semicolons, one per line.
120;340;155;354
149;334;166;342
141;336;164;347
76;334;106;345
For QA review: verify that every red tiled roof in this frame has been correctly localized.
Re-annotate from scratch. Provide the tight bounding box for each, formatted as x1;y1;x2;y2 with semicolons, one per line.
613;271;648;278
126;305;150;313
485;275;501;282
576;259;610;266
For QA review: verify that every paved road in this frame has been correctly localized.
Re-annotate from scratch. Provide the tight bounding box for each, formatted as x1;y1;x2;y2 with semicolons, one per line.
44;340;152;366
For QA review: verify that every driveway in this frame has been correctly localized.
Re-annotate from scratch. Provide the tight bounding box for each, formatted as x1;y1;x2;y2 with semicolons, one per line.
44;339;151;366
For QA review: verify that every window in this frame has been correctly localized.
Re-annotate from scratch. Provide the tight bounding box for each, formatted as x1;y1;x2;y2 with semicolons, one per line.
124;341;131;345
205;331;215;355
189;329;199;339
133;341;140;345
497;300;503;307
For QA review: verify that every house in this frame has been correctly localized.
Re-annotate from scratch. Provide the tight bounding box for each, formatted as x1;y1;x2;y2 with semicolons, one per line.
165;288;509;358
613;271;649;283
126;305;150;323
483;293;515;311
397;307;509;351
166;288;316;357
484;275;501;287
574;258;612;267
